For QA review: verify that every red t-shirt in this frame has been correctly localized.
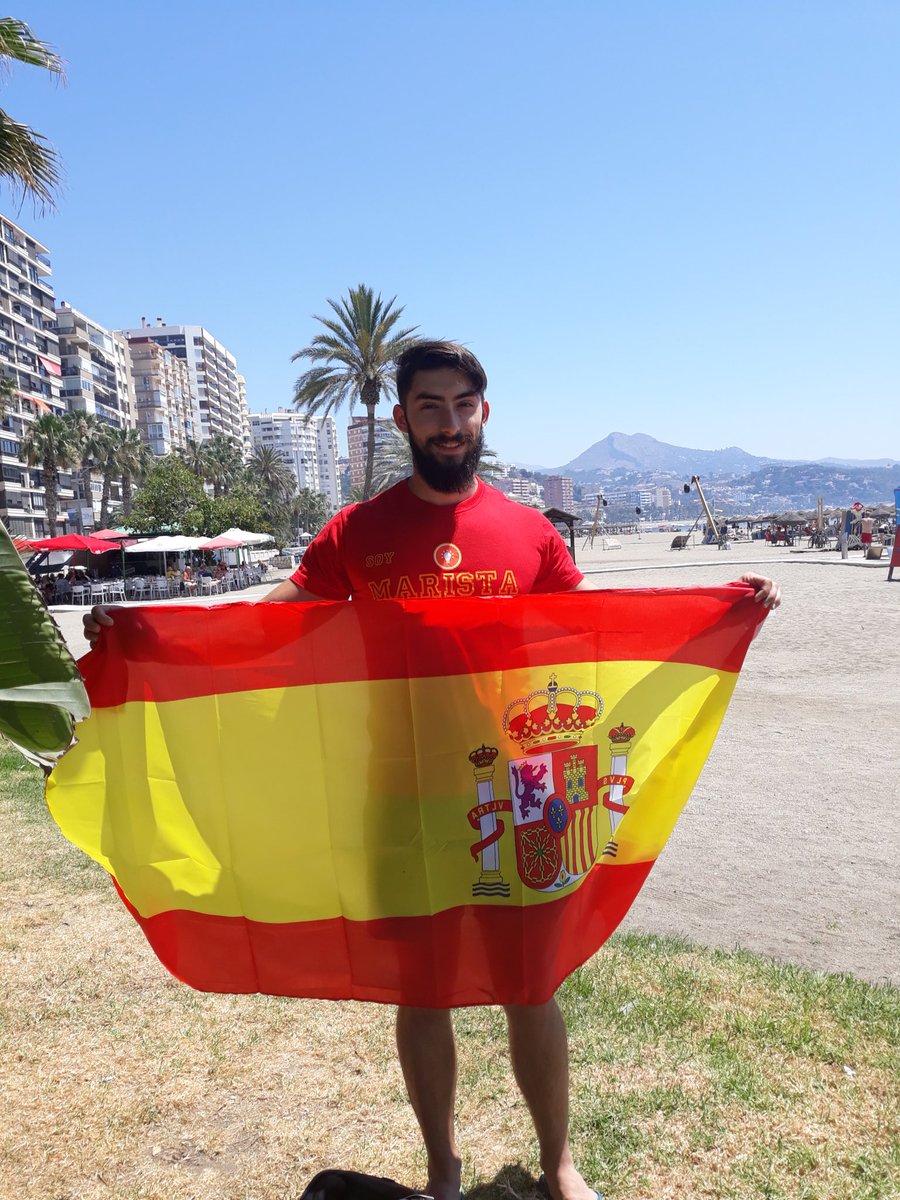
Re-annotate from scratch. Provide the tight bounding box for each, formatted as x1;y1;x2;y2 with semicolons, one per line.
292;478;584;601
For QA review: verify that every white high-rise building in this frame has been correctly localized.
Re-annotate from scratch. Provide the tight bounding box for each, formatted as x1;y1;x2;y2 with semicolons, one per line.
347;415;395;492
249;409;340;510
126;337;196;456
0;214;70;539
56;303;135;430
118;319;248;446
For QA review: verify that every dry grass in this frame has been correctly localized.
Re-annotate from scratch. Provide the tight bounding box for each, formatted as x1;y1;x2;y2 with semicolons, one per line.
2;743;898;1200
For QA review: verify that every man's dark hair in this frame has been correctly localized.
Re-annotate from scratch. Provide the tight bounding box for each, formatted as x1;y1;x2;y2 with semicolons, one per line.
395;340;488;409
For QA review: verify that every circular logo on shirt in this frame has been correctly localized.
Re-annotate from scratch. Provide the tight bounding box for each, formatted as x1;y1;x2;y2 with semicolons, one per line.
434;542;462;570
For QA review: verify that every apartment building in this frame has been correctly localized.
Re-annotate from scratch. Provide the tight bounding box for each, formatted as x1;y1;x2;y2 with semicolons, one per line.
250;409;340;510
237;376;252;454
56;303;135;430
347;415;394;492
543;475;575;511
496;475;543;505
118;319;248;447
125;337;196;457
0;215;70;539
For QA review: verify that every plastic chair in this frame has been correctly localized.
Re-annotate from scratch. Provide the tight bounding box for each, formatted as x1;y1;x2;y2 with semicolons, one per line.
106;580;126;602
71;583;88;605
150;577;168;599
130;578;147;601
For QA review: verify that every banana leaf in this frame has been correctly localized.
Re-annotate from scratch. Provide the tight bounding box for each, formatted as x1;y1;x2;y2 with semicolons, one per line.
0;519;89;764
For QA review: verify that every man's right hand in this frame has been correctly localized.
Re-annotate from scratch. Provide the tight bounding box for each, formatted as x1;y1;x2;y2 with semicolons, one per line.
83;605;115;648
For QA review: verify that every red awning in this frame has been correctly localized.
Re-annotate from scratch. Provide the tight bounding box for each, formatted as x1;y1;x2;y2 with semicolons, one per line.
38;354;62;377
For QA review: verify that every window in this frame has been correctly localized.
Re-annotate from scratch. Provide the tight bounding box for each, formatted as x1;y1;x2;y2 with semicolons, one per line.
0;437;18;455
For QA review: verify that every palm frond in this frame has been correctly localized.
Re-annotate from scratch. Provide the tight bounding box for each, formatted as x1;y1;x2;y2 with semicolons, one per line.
0;517;89;765
0;111;62;207
0;18;65;76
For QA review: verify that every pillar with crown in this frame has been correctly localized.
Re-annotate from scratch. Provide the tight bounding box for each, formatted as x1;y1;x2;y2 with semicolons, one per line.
601;722;636;855
467;744;511;897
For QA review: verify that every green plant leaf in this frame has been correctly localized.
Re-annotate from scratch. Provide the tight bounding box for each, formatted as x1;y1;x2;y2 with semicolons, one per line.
0;519;89;763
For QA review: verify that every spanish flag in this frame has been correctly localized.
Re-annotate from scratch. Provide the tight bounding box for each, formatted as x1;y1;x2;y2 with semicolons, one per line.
46;587;767;1007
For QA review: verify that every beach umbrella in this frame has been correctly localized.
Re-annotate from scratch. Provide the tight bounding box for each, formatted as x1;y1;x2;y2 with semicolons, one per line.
26;533;118;554
125;535;206;553
200;536;244;550
218;527;273;545
91;528;133;540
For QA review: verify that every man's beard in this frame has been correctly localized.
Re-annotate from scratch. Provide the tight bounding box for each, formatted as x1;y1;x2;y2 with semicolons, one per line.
408;427;484;494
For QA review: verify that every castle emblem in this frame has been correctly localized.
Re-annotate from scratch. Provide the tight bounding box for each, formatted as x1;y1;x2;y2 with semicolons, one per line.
466;675;639;896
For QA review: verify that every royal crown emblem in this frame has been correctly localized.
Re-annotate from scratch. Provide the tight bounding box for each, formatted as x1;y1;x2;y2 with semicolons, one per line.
502;673;603;754
466;674;640;897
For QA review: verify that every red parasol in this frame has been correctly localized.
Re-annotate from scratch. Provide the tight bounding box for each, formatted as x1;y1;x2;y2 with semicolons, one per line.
90;528;134;540
200;536;245;549
26;533;119;554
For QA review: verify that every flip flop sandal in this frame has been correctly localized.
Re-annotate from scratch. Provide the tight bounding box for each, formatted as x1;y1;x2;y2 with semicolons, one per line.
537;1174;603;1200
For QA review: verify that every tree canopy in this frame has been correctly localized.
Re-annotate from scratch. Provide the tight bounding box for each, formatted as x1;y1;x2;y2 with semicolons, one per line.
125;456;208;535
292;284;416;500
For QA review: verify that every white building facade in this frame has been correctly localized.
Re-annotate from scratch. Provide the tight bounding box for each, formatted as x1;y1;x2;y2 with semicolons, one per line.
0;215;69;539
125;337;196;457
56;302;135;430
347;415;395;493
249;409;341;510
118;320;248;446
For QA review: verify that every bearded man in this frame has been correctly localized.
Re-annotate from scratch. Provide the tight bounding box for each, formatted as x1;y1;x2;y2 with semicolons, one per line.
87;340;780;1200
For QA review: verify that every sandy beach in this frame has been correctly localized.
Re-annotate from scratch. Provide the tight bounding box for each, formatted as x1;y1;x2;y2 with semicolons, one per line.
48;531;899;986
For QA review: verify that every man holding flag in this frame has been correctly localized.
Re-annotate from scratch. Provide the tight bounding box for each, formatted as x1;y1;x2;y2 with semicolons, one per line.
86;340;780;1200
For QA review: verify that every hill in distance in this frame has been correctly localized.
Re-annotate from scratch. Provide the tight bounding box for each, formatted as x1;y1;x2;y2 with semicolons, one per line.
556;432;770;477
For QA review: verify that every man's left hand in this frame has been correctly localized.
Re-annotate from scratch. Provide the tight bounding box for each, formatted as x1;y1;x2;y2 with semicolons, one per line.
739;574;781;608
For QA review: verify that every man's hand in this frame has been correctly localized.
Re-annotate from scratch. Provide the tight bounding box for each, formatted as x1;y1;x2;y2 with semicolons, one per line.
83;605;115;648
739;574;781;608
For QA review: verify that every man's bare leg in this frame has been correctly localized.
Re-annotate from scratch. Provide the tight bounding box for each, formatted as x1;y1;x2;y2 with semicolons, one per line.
505;998;596;1200
395;1006;462;1200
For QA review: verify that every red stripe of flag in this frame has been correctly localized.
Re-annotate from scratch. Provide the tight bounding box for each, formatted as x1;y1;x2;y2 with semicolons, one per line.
79;588;765;708
115;860;654;1007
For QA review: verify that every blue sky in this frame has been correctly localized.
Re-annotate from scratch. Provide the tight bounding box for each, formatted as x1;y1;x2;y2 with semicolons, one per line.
5;1;899;468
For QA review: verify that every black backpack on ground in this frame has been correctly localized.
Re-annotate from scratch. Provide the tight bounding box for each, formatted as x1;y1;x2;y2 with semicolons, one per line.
300;1168;434;1200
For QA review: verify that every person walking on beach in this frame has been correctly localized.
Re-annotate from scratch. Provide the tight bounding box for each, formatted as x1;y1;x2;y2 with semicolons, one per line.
860;513;875;556
85;339;781;1200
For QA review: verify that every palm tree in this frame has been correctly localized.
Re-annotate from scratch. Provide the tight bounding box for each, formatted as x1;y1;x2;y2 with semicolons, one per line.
63;411;107;530
116;428;153;519
96;426;125;528
370;423;502;495
177;438;208;479
20;411;75;532
202;432;244;498
292;488;332;537
291;284;417;500
246;445;296;505
0;18;65;208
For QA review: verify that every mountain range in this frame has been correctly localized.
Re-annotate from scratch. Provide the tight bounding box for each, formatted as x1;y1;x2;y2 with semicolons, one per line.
530;433;897;477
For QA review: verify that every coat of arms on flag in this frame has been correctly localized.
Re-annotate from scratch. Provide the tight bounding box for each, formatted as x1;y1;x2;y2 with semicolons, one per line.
467;675;638;896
